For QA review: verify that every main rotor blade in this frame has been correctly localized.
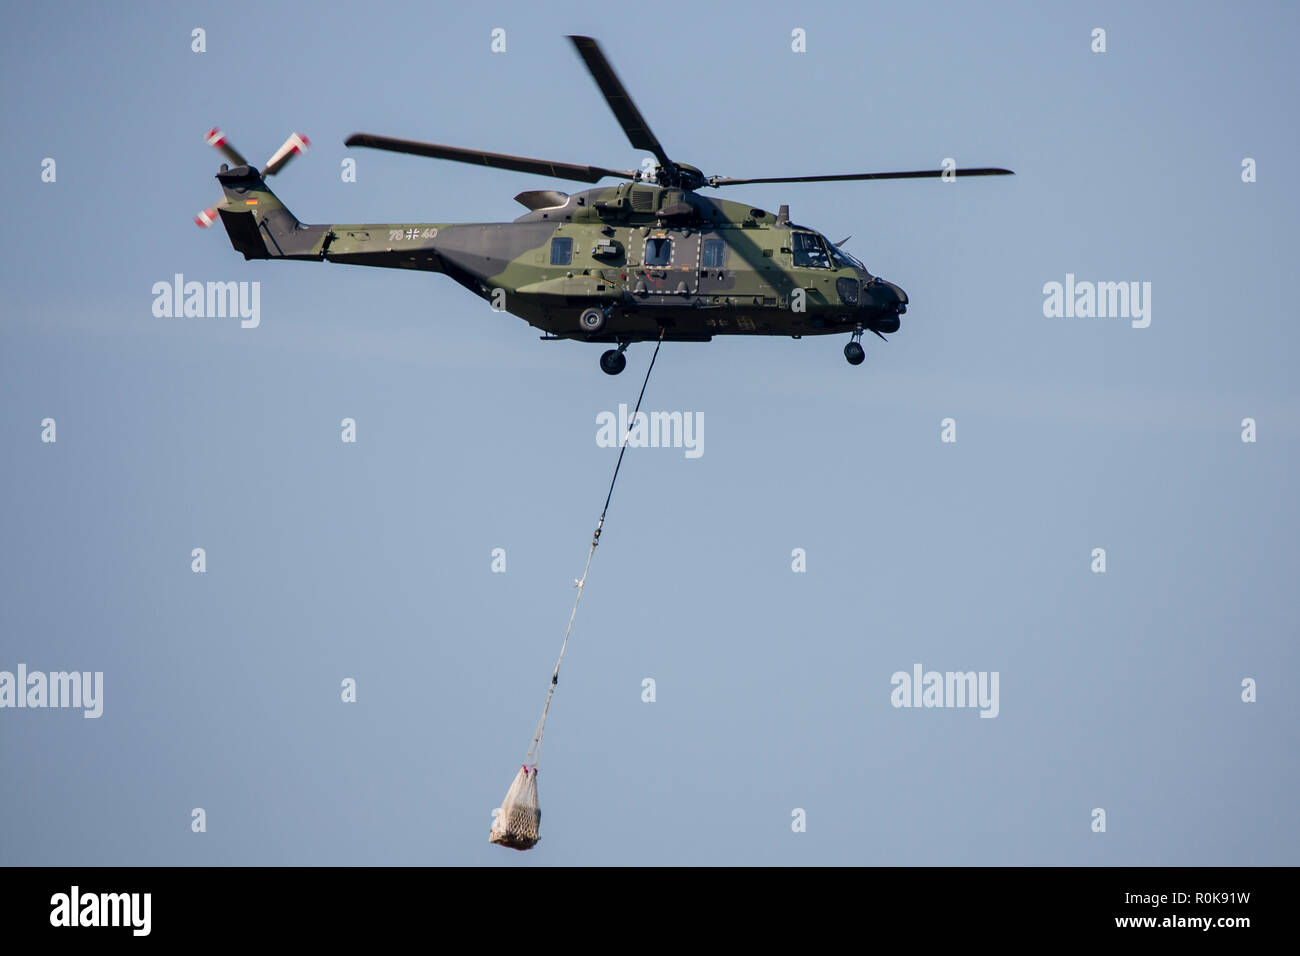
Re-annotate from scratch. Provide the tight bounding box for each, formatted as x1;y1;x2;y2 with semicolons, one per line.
345;133;639;185
707;167;1016;187
567;35;673;172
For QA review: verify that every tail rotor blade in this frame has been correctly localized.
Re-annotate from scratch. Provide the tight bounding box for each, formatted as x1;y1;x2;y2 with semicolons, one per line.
262;132;310;177
204;128;248;167
197;129;309;231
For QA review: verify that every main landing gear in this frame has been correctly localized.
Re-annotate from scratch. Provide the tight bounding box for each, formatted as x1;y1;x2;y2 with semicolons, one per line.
844;324;866;365
600;341;630;375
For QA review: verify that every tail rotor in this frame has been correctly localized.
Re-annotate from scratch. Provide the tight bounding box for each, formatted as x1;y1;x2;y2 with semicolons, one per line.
194;128;310;228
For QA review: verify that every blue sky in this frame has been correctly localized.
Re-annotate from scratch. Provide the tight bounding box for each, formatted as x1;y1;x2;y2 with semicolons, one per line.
1;0;1297;865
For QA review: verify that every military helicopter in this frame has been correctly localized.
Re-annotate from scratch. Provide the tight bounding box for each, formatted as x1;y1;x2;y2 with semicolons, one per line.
197;35;1012;374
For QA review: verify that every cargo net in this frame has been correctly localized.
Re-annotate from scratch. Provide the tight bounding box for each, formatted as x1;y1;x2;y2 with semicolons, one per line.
489;765;541;851
489;330;664;853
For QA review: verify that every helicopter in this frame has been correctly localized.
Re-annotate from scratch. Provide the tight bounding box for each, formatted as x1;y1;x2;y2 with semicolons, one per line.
197;35;1013;374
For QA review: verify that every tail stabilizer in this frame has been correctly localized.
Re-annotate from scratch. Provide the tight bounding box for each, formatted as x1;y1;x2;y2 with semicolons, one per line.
213;165;327;260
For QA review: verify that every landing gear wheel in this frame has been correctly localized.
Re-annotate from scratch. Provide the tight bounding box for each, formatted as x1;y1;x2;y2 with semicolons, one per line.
600;349;627;375
579;307;606;333
844;341;865;365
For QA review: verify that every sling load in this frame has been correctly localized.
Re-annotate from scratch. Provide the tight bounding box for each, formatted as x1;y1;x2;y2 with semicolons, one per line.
489;765;540;850
489;332;665;851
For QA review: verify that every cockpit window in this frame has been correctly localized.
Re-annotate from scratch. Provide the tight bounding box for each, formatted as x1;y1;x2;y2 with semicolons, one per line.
829;242;866;272
836;277;860;305
792;231;830;269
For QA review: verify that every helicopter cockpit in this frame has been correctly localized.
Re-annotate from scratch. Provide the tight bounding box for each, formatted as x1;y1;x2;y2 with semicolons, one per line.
791;231;831;268
792;230;869;276
829;241;866;274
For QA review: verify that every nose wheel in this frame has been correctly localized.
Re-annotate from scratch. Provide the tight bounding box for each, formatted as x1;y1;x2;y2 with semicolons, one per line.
844;325;866;366
600;341;630;375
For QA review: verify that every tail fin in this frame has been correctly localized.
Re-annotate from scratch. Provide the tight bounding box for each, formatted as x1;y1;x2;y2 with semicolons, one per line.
214;165;326;260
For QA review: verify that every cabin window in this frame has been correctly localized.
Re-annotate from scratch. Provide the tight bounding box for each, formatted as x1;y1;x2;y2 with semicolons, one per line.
836;277;860;305
701;238;725;268
550;237;573;266
644;236;673;266
792;231;830;269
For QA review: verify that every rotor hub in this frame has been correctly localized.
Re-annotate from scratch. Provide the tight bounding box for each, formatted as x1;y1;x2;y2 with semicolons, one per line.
656;162;706;191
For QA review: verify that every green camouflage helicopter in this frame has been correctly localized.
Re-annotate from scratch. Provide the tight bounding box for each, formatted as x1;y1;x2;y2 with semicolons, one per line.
197;35;1012;374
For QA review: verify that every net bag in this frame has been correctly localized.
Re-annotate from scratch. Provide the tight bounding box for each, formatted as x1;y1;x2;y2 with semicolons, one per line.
488;332;665;853
489;765;541;851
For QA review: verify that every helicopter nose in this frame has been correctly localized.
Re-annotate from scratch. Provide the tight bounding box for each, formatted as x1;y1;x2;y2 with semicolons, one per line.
866;277;908;314
879;279;907;310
